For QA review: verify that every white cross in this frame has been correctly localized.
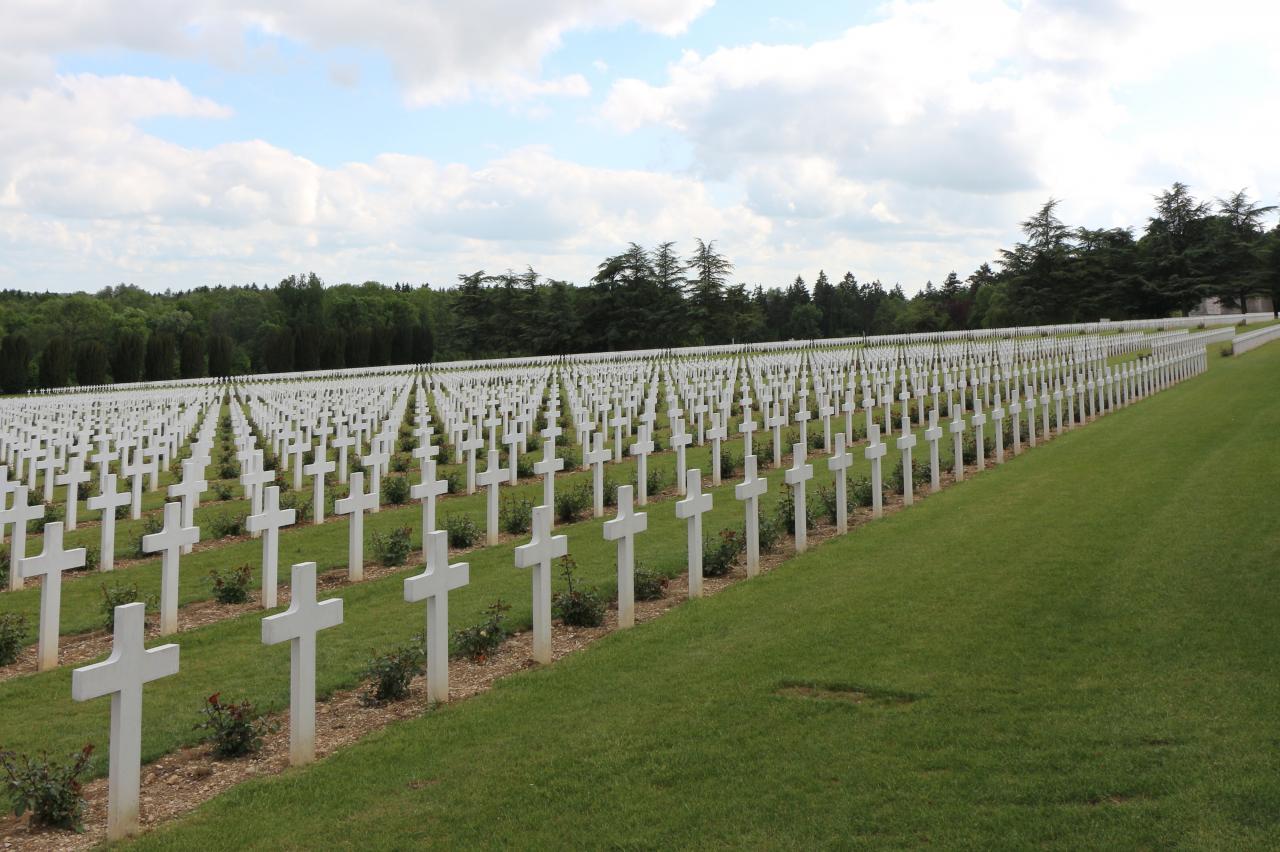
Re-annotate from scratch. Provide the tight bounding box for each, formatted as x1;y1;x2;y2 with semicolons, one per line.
784;442;815;553
991;397;1006;464
331;430;355;484
121;450;146;520
72;602;178;840
735;454;769;576
461;431;484;495
167;459;207;554
302;450;336;525
240;452;275;524
334;471;379;581
141;501;199;635
87;473;131;573
707;414;728;486
410;458;449;535
674;469;712;598
669;425;692;494
362;444;391;512
514;505;567;664
476;449;510;546
583;432;611;519
246;485;297;609
0;484;43;591
767;403;787;469
405;530;468;703
949;412;967;481
864;424;887;518
603;484;647;629
827;434;854;534
896;411;918;506
18;520;85;670
628;426;655;506
55;453;90;531
971;400;987;471
739;405;758;457
262;561;343;766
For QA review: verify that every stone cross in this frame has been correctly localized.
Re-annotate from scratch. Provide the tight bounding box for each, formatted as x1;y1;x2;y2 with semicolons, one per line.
246;485;297;609
71;602;178;840
533;429;565;514
896;411;918;506
707;414;728;486
362;443;390;513
950;412;967;481
141;501;199;635
410;458;448;535
669;423;692;495
167;459;207;554
513;505;567;664
735;454;768;575
405;530;468;704
784;442;814;553
674;469;712;598
864;423;887;518
603;484;647;629
827;434;853;533
739;405;757;457
87;473;131;572
477;450;510;546
331;429;354;484
502;428;520;485
461;430;484;495
18;521;85;670
628;426;654;506
334;471;378;581
55;453;90;531
583;432;611;518
262;561;343;766
0;484;43;591
767;403;787;469
971;400;987;471
302;450;336;524
991;397;1006;464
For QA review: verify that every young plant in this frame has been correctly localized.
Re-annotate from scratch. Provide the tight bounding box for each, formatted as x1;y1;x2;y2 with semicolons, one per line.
552;556;606;627
775;485;816;534
555;484;590;524
209;564;253;604
500;496;534;535
206;511;246;540
371;526;414;567
702;528;744;578
100;583;147;630
360;642;424;704
0;744;94;832
0;612;29;666
444;514;479;549
195;693;275;758
633;564;668;601
452;600;512;662
383;474;410;505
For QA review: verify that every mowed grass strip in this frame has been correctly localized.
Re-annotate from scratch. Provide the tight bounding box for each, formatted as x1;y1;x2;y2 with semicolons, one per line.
132;343;1280;850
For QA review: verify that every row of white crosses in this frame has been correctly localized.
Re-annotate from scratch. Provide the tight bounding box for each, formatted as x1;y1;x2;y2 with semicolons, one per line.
43;336;1213;842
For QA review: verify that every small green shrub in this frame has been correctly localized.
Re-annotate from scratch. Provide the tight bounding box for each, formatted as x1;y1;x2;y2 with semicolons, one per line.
775;486;815;534
76;481;93;502
80;545;99;573
383;474;410;505
218;459;240;480
372;526;413;567
890;457;931;494
500;496;534;535
133;513;165;557
0;612;29;665
702;528;744;577
719;448;740;479
444;469;463;494
1220;343;1233;357
815;483;839;524
633;564;667;601
849;474;883;508
555;484;590;524
100;583;147;630
390;453;410;473
516;454;536;479
452;600;511;662
807;429;825;450
0;545;7;588
34;502;62;530
758;515;782;553
552;556;606;627
0;744;94;831
207;511;246;540
212;481;235;501
444;514;479;549
195;693;274;758
360;642;424;704
209;564;253;604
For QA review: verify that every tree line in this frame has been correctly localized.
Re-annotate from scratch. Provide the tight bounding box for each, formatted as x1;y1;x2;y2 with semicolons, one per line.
0;182;1276;392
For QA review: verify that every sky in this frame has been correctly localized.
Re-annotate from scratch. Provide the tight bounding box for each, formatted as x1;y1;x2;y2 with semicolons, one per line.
1;0;1278;295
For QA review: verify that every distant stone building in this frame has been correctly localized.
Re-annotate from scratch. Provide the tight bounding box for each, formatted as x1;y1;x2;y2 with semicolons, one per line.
1191;294;1274;316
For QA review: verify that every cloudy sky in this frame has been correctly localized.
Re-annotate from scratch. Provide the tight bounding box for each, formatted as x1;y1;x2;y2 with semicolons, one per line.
2;0;1277;294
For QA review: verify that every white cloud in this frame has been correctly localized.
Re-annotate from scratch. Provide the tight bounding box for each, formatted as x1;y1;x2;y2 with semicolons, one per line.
0;73;768;288
0;0;714;104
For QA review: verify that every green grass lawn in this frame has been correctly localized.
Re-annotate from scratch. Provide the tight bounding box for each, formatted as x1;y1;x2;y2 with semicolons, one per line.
122;344;1280;849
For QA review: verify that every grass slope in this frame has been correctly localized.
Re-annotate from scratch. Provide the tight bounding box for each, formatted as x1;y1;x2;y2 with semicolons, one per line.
131;347;1280;849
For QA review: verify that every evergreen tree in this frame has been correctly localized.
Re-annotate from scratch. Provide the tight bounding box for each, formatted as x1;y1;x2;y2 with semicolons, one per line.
39;336;72;388
0;333;31;393
179;332;206;378
686;239;732;344
75;340;110;385
112;330;146;383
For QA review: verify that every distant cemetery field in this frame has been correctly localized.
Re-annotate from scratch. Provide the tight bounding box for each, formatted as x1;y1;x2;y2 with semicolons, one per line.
0;316;1275;847
137;331;1280;849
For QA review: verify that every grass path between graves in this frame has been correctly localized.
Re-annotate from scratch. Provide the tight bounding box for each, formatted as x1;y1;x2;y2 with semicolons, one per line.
128;345;1280;849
